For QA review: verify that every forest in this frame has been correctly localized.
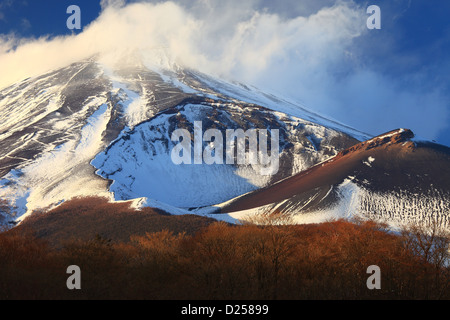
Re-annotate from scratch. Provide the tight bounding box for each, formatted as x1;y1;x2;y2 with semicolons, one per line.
0;197;448;300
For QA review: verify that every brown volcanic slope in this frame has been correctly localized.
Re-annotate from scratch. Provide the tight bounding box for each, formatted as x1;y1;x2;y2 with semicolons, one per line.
11;197;217;248
221;129;450;220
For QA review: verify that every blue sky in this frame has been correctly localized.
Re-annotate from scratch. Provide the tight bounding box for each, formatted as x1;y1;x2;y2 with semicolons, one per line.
0;0;101;36
0;0;449;146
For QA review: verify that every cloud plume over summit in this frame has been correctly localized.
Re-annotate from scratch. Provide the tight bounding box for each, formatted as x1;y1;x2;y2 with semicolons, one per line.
0;0;448;144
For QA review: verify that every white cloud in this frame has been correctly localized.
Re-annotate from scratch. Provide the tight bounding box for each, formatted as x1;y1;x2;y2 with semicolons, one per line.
0;0;448;141
0;1;366;88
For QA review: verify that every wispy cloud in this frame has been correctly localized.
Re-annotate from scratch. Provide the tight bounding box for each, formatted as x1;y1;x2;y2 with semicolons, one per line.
20;18;31;30
100;0;126;10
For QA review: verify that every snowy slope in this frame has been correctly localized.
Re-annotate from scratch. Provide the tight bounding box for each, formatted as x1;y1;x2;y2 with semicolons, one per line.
0;55;371;225
91;101;356;208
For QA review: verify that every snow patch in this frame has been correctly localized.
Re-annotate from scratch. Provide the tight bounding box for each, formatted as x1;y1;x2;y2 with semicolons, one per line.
0;103;114;222
363;156;376;167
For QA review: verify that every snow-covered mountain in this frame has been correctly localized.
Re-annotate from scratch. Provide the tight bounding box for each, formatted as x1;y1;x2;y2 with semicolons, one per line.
0;56;363;224
0;54;448;230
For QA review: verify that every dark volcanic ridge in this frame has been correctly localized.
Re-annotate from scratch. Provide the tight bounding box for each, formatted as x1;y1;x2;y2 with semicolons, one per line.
220;129;450;228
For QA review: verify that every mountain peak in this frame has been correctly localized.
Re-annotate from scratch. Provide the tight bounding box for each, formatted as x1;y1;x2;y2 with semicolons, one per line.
337;128;416;159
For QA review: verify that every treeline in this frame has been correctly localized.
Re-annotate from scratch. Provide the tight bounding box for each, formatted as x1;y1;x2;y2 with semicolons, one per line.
0;216;448;300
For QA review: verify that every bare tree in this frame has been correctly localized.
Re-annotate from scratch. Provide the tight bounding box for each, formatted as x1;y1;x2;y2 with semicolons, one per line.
400;219;450;299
